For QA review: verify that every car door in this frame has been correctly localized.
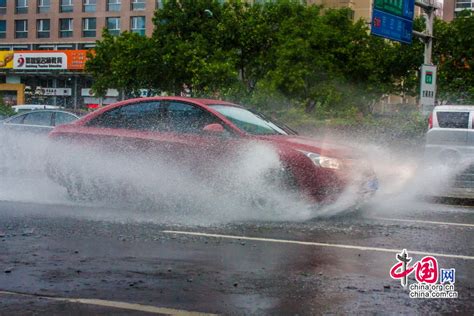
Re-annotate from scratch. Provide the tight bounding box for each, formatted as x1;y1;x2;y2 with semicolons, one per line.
76;101;163;152
155;101;238;174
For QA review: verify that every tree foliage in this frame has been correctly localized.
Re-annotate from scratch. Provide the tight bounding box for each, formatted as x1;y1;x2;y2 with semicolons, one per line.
86;0;474;118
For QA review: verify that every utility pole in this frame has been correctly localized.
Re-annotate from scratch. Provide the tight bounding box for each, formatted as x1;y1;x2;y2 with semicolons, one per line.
412;0;439;115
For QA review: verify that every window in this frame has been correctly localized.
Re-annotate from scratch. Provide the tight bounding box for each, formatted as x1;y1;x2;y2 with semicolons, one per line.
54;112;77;126
0;0;6;14
0;20;5;39
15;20;28;38
88;101;218;133
37;0;50;13
59;18;73;38
7;114;26;124
209;105;288;135
455;0;472;9
83;0;96;12
60;0;73;13
82;18;96;37
131;0;145;11
37;19;50;38
88;102;163;130
22;112;52;127
130;16;145;35
437;112;470;129
167;102;217;133
106;17;120;36
155;0;164;9
107;0;120;11
16;0;28;14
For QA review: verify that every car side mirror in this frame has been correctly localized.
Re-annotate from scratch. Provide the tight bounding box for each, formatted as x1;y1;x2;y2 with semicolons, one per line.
202;123;225;134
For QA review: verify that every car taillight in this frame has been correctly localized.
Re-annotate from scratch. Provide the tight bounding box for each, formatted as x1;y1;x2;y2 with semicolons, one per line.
428;113;433;129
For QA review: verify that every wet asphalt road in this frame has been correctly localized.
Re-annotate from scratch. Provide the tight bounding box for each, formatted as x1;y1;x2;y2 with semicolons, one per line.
0;197;473;315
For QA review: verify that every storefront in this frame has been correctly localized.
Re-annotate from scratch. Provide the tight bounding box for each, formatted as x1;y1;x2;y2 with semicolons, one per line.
0;49;120;108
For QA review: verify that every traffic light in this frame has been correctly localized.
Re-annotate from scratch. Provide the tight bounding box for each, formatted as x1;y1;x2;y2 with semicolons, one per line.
425;71;433;84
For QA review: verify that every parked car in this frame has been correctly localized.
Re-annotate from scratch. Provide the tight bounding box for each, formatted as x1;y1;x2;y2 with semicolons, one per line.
425;105;474;194
47;97;378;204
1;109;80;134
426;105;474;165
12;104;62;113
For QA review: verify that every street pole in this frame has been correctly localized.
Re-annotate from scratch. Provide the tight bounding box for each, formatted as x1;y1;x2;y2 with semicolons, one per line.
413;0;437;65
413;0;438;115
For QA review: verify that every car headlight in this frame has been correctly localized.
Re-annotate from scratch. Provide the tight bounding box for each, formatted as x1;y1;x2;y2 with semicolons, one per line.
301;151;342;170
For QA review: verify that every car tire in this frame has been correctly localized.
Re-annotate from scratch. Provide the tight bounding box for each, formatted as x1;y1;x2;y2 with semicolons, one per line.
249;166;299;211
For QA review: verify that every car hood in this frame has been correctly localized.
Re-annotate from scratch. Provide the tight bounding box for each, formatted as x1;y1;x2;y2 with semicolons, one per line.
257;135;358;159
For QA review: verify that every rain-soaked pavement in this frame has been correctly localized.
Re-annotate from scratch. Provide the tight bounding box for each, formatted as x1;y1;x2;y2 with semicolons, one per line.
0;197;473;315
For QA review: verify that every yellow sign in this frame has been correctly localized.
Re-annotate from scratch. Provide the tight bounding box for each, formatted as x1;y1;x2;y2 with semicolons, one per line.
0;51;14;69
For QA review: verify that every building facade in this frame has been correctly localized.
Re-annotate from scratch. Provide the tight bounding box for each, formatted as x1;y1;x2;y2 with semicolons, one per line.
0;0;161;108
443;0;473;21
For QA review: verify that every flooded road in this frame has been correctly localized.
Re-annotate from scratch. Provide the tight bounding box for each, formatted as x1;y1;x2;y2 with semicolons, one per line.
0;198;473;315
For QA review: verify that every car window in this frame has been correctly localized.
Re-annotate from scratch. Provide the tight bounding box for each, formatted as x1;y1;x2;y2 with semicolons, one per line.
209;105;287;135
167;102;218;133
22;112;53;126
55;112;78;126
87;101;163;130
437;111;470;129
7;114;26;124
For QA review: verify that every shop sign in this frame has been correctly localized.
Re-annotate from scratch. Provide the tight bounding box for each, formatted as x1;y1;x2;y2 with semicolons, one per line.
42;88;72;96
81;88;119;97
14;52;67;70
0;51;14;69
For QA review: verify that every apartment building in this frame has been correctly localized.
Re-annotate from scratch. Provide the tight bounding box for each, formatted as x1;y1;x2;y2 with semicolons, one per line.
443;0;473;21
0;0;161;107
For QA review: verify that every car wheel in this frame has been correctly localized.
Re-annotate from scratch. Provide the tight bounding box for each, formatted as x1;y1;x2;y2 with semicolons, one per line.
65;173;90;201
249;166;299;211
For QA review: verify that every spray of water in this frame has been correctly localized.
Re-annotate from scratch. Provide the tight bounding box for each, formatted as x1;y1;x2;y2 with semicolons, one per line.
0;128;469;225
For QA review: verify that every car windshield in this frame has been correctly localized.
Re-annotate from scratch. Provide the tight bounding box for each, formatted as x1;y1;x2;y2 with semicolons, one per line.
209;105;290;135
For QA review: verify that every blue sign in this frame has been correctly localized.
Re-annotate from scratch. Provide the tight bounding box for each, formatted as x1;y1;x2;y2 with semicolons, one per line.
373;0;415;19
402;0;415;20
371;9;413;44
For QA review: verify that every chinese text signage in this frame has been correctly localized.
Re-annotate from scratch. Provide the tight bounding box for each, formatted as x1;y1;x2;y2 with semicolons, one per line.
420;64;437;112
0;50;89;70
371;0;415;44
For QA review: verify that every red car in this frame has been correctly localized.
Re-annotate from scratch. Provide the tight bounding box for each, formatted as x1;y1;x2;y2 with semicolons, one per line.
47;97;377;204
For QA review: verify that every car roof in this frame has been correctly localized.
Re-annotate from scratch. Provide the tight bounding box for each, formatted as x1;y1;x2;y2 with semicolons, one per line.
434;105;474;111
12;104;60;109
6;109;80;120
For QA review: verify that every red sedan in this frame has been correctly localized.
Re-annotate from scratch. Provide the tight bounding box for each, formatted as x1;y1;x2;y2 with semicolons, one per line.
48;97;377;204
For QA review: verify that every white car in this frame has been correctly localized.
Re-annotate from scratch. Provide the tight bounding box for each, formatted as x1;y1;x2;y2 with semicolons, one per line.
425;105;474;196
12;104;61;113
426;105;474;164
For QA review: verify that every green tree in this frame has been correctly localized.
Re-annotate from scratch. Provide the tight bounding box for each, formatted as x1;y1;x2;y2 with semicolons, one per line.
152;0;239;95
86;30;158;97
0;94;14;117
434;12;474;103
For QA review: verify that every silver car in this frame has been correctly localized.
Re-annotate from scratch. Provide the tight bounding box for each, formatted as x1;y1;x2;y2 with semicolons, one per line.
425;105;474;195
426;105;474;163
1;109;80;134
